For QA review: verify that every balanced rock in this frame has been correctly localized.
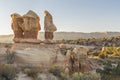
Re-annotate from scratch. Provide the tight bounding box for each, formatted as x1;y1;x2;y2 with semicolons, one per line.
44;10;57;40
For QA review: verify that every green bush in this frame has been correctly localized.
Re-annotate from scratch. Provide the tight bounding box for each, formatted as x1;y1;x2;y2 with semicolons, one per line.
0;64;18;80
72;72;84;80
4;49;15;64
72;72;100;80
49;66;62;77
99;52;108;59
60;72;68;80
23;66;41;79
60;48;67;55
93;52;100;56
97;61;120;80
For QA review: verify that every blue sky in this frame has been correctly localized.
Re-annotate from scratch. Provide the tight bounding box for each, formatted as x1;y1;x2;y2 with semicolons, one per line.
0;0;120;35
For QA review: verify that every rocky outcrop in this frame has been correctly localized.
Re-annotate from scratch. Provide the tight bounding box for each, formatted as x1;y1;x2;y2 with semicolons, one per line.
64;46;93;73
11;43;66;67
44;10;57;40
23;10;41;39
44;10;56;32
11;13;24;39
11;10;41;43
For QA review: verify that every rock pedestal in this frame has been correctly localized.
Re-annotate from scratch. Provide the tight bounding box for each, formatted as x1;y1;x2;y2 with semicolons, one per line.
11;10;41;43
24;31;38;39
23;10;41;39
44;10;57;40
11;13;24;39
13;30;23;39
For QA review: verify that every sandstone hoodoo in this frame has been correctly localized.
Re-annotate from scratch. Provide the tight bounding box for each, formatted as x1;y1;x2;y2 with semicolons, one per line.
11;10;41;43
23;10;41;39
11;13;24;39
44;10;57;42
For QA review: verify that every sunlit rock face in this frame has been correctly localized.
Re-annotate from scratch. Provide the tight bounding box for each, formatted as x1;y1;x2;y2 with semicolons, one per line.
11;13;24;39
64;46;93;73
11;10;41;43
44;10;57;40
23;10;41;39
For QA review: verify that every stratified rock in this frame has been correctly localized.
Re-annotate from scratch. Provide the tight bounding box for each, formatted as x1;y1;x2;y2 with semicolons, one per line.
44;10;57;40
11;13;24;39
23;10;41;39
11;44;66;68
13;38;42;44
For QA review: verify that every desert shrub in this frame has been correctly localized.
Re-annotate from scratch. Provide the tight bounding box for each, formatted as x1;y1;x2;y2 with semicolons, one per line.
72;72;100;80
22;66;41;79
96;61;120;80
49;66;62;77
112;61;120;75
83;73;101;80
36;77;42;80
101;47;120;57
4;49;15;64
93;52;100;56
0;64;18;80
96;61;113;74
60;48;67;55
72;72;84;80
105;47;114;54
99;52;108;59
112;47;120;56
101;74;120;80
60;47;73;55
60;72;68;80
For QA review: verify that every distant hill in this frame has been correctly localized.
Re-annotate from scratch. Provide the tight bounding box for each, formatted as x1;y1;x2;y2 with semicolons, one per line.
53;32;120;40
0;32;120;43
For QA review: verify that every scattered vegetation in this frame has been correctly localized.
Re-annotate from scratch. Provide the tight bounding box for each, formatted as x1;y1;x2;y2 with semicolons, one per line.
93;52;100;56
49;66;62;77
98;46;120;59
22;66;41;79
60;47;73;55
99;52;108;59
4;49;15;64
96;61;120;80
0;64;18;80
48;66;69;79
72;72;101;80
57;36;120;47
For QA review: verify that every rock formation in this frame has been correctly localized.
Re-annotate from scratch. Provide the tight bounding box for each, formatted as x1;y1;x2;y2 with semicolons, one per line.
11;13;23;39
11;10;41;43
44;10;57;41
23;10;41;39
65;46;93;73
